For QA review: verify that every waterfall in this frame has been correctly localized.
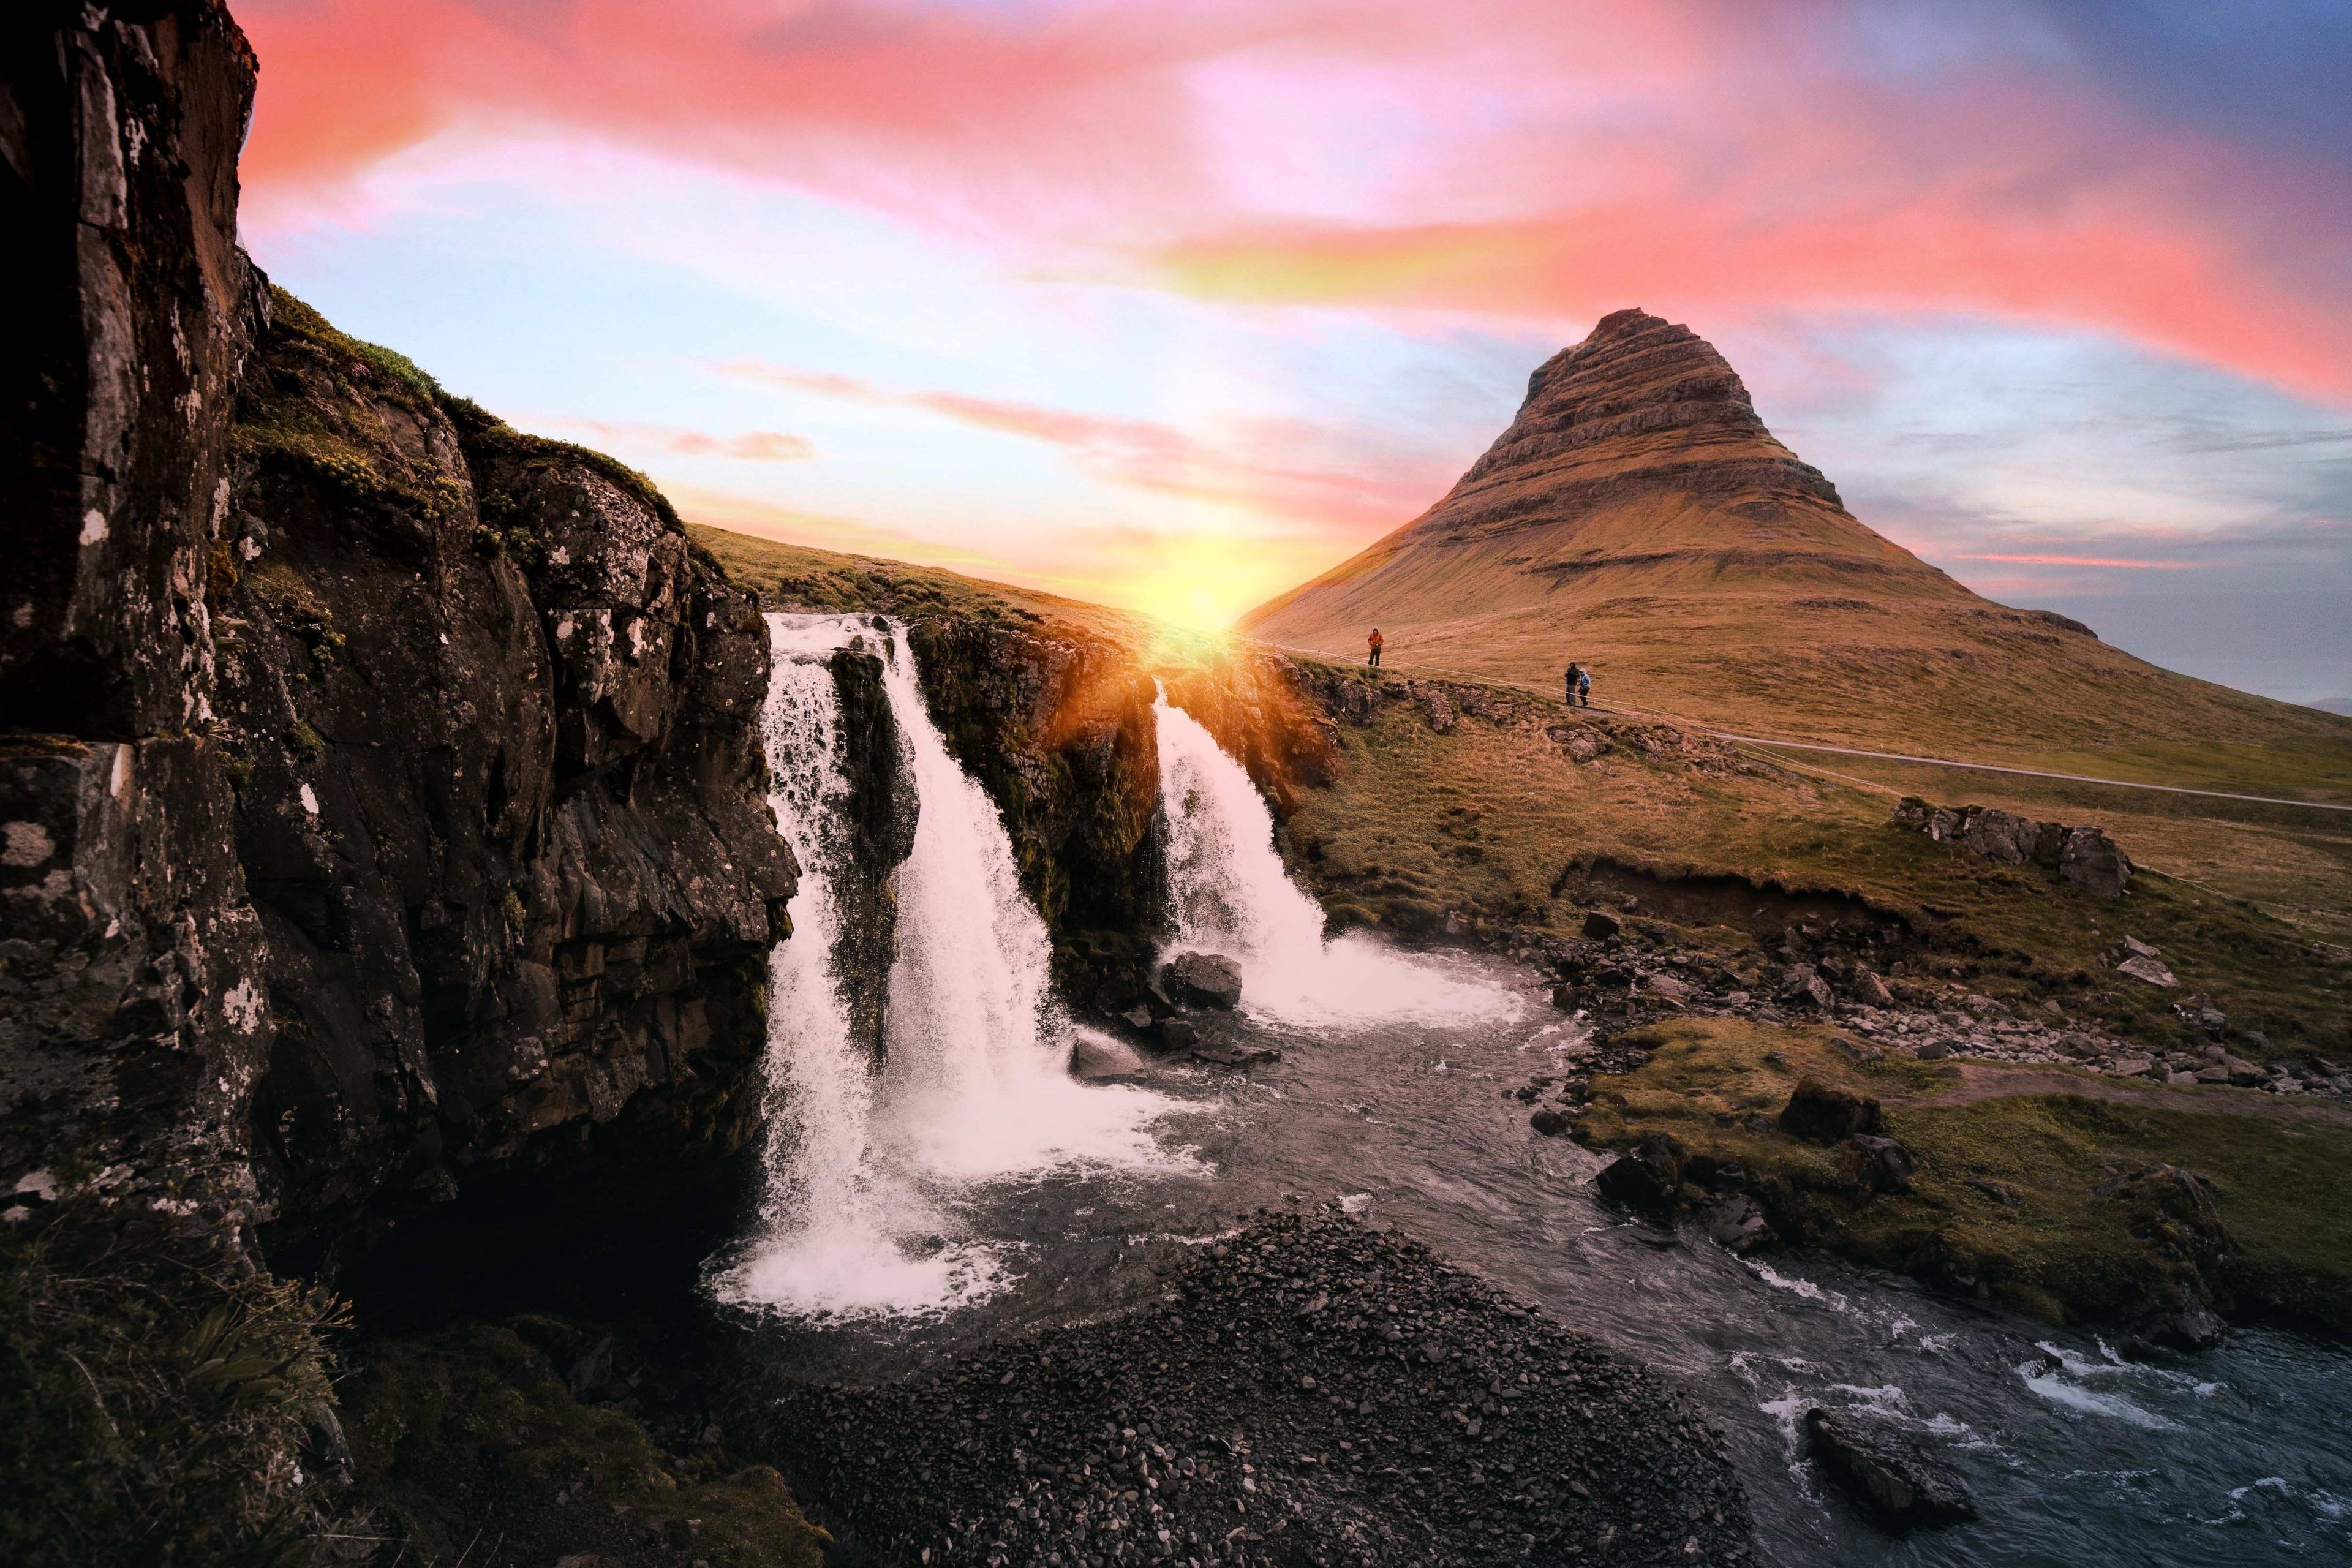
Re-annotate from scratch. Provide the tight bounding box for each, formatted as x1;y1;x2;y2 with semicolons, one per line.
717;616;1177;1321
1153;688;1522;1027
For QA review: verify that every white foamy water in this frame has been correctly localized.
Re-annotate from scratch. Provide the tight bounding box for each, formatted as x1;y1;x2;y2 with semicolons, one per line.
1152;690;1522;1027
717;618;1180;1322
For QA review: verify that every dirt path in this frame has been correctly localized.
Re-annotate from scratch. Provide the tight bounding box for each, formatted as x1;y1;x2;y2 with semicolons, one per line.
1895;1061;2352;1129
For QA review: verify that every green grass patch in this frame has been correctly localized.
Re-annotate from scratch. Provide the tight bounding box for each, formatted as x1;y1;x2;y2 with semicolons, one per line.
1577;1018;2352;1330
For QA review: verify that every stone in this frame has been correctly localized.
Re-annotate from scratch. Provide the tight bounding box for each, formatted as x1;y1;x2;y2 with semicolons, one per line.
1120;1005;1155;1032
1779;1080;1884;1143
1160;951;1243;1010
1070;1033;1147;1082
2111;1056;2155;1077
1191;1040;1279;1068
2116;954;2178;988
1850;1135;1915;1193
2152;1299;2228;1352
1529;1110;1570;1137
2060;826;2133;897
1804;1408;1975;1529
2120;935;2161;960
1595;1133;1682;1215
1582;910;1623;940
1702;1194;1771;1253
1912;1041;1952;1061
1157;1017;1200;1052
1643;972;1694;1004
1781;967;1834;1009
2166;1071;2199;1086
1852;970;1894;1008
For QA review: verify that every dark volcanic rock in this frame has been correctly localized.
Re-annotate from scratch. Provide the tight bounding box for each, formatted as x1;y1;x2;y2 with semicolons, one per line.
904;617;1166;1012
1804;1408;1975;1530
1779;1080;1885;1144
1071;1033;1147;1083
213;306;797;1262
1894;796;2133;898
753;1208;1757;1566
1582;909;1623;940
1596;1133;1683;1215
1162;951;1244;1010
828;636;919;1060
2;0;277;1236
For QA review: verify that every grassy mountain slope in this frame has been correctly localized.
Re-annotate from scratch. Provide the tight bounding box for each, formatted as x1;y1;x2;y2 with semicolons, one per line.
1239;310;2352;799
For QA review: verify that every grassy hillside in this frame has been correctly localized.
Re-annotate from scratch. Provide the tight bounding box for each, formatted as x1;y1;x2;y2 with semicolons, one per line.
1239;311;2352;795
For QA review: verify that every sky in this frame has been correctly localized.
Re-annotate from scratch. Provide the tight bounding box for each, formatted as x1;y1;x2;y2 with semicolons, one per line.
236;0;2351;703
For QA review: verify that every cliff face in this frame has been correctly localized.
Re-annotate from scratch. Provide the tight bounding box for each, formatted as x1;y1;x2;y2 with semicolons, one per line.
1;2;796;1272
905;618;1167;1012
219;301;797;1261
2;0;275;1241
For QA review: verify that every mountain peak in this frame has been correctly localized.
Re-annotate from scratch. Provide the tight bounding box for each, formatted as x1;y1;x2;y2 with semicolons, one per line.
1439;308;1839;537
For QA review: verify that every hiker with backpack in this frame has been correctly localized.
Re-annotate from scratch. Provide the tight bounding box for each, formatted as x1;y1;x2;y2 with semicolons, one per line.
1366;627;1384;668
1565;662;1592;707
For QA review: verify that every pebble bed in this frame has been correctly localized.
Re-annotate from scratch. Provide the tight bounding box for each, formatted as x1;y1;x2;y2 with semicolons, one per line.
764;1209;1757;1567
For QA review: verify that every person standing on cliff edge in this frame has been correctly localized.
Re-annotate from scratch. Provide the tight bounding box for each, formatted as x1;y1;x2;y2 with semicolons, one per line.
1366;627;1384;668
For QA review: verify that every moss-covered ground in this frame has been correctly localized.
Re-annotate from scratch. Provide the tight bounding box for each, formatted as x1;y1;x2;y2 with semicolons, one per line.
338;1317;827;1567
1572;1018;2352;1332
1274;663;2348;1059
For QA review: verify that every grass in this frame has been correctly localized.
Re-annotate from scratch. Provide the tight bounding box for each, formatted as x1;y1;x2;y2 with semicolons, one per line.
0;1218;347;1567
1276;662;2350;1058
1571;1017;2352;1331
340;1319;827;1567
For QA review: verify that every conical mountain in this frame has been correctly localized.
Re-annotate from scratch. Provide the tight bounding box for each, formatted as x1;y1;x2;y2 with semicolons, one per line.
1241;309;2348;774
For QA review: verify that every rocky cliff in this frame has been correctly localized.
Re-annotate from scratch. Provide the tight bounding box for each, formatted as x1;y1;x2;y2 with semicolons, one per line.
906;617;1168;1012
2;0;794;1280
219;295;797;1268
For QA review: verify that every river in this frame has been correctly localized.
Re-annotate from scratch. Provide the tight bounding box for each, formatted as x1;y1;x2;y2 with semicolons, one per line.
715;614;2352;1567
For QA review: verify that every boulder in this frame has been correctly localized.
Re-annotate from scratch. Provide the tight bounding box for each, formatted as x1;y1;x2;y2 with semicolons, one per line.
1780;966;1834;1009
1703;1194;1771;1253
1069;1033;1147;1083
1581;910;1623;940
1959;807;2038;866
1119;1005;1155;1033
1850;1134;1916;1193
1157;1017;1200;1052
1595;1133;1682;1215
1893;799;2130;896
1851;970;1894;1008
1529;1110;1570;1137
2120;935;2162;960
2060;826;2133;897
1642;972;1694;1005
1804;1408;1976;1529
2116;954;2178;988
1159;951;1243;1010
1780;1080;1885;1143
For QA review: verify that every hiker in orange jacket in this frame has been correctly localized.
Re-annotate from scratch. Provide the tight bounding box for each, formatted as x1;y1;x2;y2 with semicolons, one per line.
1366;627;1384;668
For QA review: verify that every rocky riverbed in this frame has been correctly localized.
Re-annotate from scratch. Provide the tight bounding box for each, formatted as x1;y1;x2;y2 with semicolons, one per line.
755;1208;1757;1567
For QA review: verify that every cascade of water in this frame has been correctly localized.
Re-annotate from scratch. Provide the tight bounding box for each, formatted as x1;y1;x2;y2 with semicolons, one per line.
1153;688;1522;1027
718;618;1177;1321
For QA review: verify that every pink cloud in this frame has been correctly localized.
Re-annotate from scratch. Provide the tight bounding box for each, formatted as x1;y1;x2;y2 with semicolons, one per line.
541;417;814;461
720;361;1453;537
232;0;2352;404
